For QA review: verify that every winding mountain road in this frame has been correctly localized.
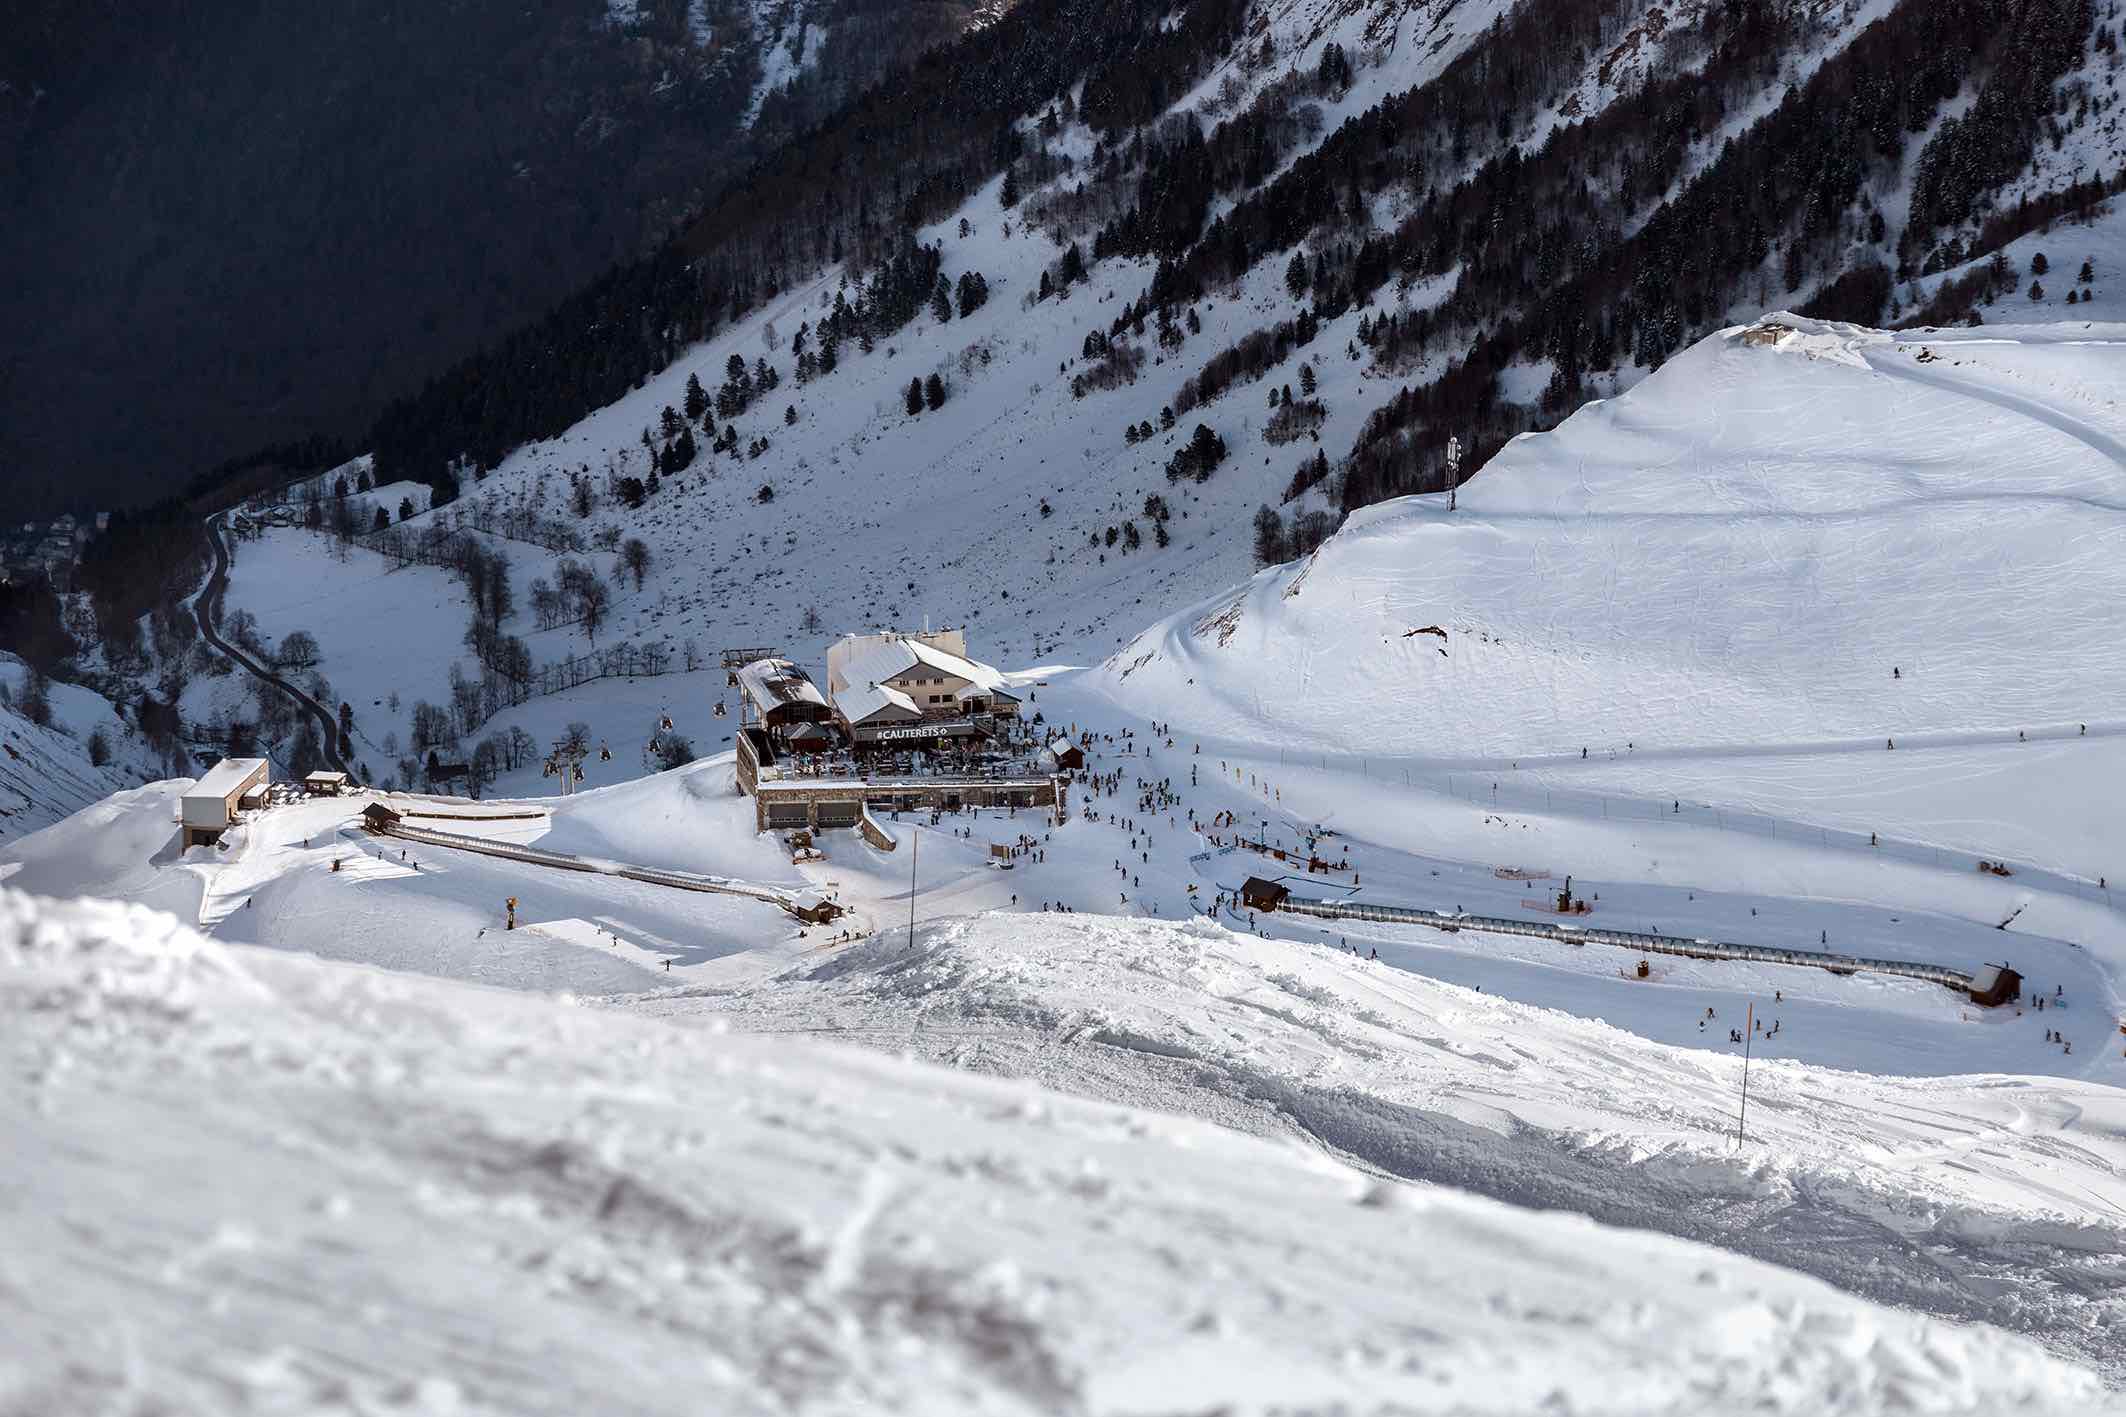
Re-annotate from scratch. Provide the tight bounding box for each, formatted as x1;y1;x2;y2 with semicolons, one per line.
190;516;353;778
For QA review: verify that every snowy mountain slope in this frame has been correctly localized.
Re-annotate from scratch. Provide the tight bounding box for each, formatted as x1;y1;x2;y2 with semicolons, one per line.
1098;316;2126;849
97;316;2126;1068
4;886;2116;1414
210;0;1959;766
197;0;2125;801
0;780;227;928
1910;196;2126;324
627;908;2126;1379
0;656;163;847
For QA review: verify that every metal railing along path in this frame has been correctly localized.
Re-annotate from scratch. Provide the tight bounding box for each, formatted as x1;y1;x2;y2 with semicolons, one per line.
1276;895;1975;991
366;818;819;917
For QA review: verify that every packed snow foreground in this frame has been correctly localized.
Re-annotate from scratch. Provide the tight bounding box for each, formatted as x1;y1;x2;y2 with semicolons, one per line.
2;888;2114;1415
638;910;2126;1380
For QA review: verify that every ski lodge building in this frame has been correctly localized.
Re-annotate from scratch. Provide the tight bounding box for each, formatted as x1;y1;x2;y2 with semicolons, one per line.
180;757;269;848
823;628;1021;746
733;629;1060;832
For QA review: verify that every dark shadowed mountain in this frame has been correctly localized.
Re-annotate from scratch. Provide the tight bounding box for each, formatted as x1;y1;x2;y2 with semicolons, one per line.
0;0;985;518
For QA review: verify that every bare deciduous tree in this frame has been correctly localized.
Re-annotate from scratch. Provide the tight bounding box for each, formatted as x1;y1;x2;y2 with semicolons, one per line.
621;537;651;590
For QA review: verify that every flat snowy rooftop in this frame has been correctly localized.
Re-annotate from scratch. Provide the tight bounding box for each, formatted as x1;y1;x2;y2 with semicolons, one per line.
182;757;267;803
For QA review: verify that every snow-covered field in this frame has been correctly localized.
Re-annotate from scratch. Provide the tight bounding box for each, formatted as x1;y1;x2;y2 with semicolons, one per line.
199;526;471;773
0;756;817;994
6;887;2117;1413
8;715;2123;1375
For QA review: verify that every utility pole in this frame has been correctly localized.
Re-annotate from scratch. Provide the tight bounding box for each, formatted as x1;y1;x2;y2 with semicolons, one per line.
907;828;919;950
1736;1000;1755;1145
1446;434;1462;513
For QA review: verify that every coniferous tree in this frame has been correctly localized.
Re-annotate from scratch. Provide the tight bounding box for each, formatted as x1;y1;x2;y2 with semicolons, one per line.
905;377;925;415
925;372;946;409
1285;251;1309;298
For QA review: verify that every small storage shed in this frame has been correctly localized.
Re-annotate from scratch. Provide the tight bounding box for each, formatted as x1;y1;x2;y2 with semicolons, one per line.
303;770;349;797
1968;962;2023;1008
1046;734;1085;770
788;892;842;925
1240;876;1290;913
180;757;269;847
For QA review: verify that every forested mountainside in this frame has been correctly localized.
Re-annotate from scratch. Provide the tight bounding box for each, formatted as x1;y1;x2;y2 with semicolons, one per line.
17;0;2126;730
357;0;2124;547
0;0;990;519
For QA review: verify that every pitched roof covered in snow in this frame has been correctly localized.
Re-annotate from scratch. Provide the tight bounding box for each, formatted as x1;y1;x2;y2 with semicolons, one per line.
834;679;922;726
826;630;1008;726
832;636;1005;695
